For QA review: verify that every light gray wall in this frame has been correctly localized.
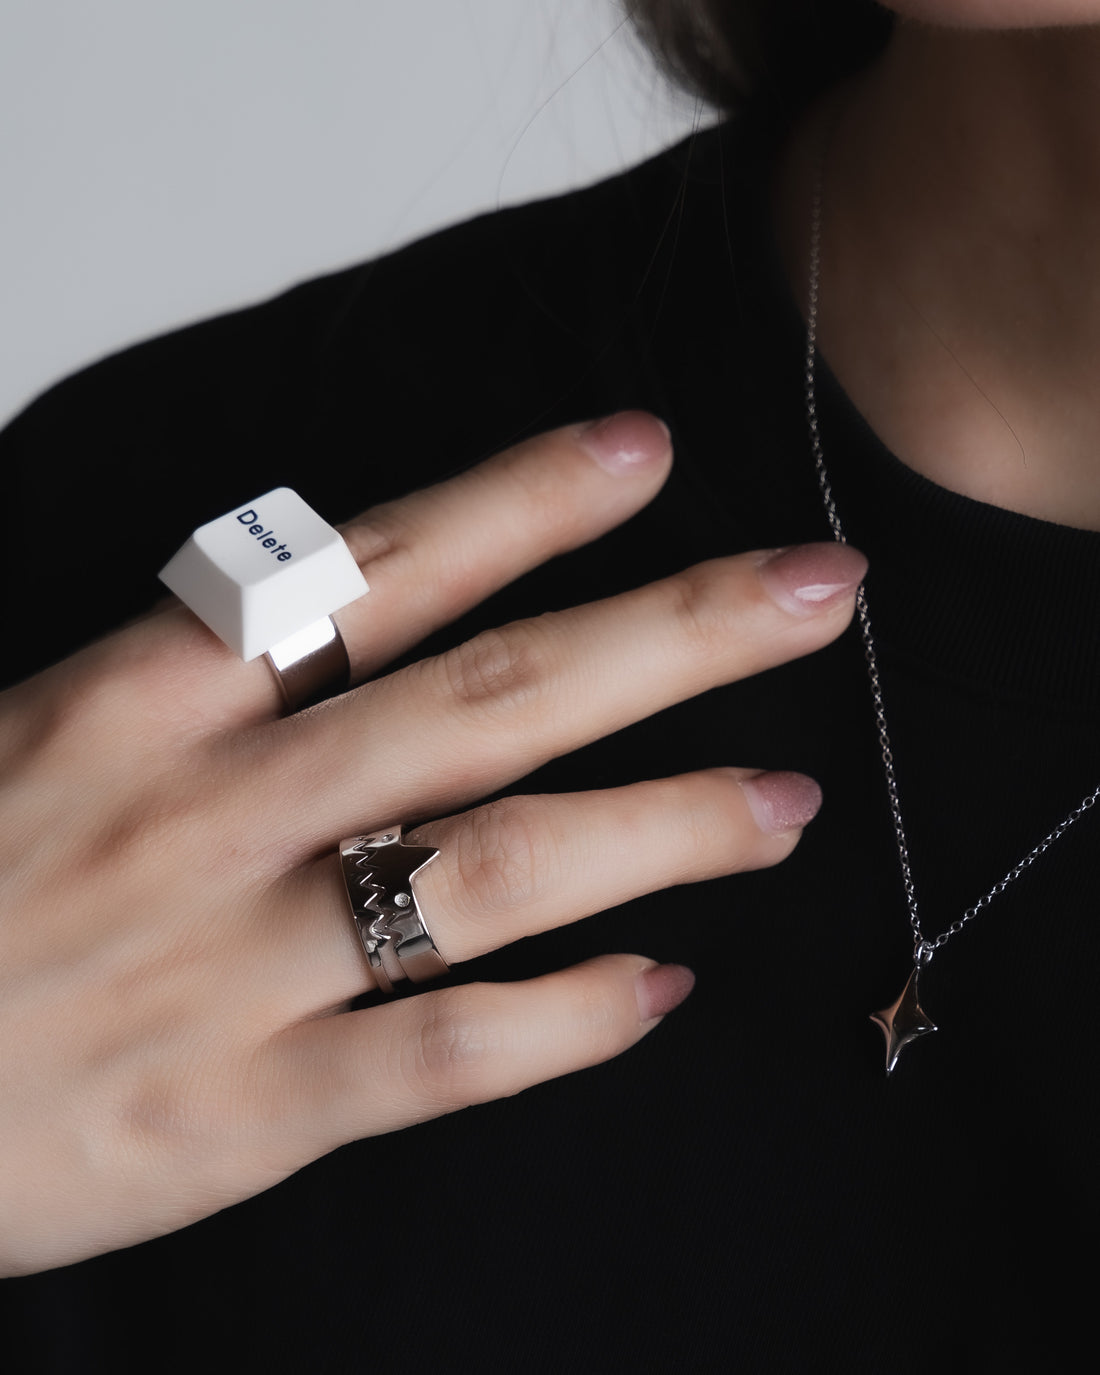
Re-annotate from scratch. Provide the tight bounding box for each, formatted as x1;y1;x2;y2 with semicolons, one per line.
1;0;706;427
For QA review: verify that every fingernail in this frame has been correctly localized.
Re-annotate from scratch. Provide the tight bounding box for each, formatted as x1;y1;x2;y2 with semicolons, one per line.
577;411;671;474
635;963;696;1023
739;770;823;836
756;542;867;615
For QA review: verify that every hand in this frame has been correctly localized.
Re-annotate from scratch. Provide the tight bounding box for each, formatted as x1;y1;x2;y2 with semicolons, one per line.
0;413;865;1276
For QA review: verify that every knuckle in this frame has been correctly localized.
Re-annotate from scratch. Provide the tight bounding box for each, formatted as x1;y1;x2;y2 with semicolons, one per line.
496;436;583;529
410;991;501;1107
454;796;557;918
91;790;196;878
343;507;418;584
119;1072;199;1157
677;770;803;877
440;623;548;718
664;775;723;868
109;1049;217;1166
573;984;623;1061
665;562;740;659
111;1038;267;1176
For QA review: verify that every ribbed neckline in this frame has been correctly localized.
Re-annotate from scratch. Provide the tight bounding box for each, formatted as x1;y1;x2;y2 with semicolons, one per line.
817;367;1100;712
740;109;1100;716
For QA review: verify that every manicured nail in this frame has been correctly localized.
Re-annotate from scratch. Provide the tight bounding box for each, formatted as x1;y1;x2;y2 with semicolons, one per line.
756;542;867;615
577;411;671;474
635;963;696;1023
739;770;823;836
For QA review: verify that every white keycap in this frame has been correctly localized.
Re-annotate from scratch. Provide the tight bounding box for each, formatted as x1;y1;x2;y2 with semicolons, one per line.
159;487;369;660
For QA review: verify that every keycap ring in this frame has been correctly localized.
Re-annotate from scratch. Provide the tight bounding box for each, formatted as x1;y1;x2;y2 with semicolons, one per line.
159;488;369;711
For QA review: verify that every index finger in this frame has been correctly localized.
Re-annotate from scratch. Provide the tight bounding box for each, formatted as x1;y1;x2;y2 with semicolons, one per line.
68;413;673;732
336;412;673;685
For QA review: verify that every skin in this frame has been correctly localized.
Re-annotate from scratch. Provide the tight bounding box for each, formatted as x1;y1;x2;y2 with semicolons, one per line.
0;415;864;1275
776;2;1100;527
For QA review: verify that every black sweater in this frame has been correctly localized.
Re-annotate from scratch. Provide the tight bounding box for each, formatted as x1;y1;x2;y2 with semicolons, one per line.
2;107;1096;1373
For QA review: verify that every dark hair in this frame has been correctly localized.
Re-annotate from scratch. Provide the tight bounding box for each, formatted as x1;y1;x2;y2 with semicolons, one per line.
626;0;894;113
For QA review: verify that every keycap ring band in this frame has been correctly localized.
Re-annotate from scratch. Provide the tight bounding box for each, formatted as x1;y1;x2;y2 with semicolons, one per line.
339;829;450;994
265;616;351;713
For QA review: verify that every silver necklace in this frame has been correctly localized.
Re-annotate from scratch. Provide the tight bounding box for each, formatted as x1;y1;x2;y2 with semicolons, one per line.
804;167;1100;1075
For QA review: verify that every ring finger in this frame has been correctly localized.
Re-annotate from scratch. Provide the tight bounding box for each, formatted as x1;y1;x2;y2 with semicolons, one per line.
264;766;822;1018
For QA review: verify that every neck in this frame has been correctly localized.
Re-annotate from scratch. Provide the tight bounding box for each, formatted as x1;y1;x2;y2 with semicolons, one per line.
780;22;1100;529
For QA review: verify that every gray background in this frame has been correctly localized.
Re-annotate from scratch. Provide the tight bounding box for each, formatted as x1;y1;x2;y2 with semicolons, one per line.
1;0;705;427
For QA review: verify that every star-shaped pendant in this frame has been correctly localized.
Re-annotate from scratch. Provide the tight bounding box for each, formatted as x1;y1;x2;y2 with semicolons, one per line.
870;965;937;1075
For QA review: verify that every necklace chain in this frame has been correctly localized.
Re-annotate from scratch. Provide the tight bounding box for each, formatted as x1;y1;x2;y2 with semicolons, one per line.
804;166;1100;964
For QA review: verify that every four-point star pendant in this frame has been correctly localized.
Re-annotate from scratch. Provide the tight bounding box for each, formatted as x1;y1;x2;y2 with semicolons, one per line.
870;966;938;1075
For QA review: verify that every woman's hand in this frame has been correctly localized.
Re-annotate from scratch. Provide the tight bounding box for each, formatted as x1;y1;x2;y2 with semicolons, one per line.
0;414;865;1276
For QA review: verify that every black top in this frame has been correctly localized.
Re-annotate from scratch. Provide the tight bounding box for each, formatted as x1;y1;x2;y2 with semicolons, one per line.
2;107;1097;1373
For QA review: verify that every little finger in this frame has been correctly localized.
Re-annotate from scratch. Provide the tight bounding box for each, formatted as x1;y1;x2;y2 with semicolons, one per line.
267;953;696;1159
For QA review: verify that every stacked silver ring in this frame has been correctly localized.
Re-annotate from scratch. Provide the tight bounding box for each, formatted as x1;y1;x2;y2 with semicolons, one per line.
339;828;450;993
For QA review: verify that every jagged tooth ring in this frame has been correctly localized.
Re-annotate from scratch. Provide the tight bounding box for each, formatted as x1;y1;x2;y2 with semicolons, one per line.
338;828;451;994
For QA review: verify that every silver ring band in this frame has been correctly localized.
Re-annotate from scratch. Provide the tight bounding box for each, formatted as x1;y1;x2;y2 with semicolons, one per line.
266;616;350;713
339;827;449;994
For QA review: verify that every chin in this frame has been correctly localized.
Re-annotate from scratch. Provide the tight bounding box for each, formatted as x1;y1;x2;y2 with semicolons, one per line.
883;1;1100;27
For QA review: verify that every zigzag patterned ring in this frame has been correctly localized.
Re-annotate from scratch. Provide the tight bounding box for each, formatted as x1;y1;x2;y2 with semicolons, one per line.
338;828;450;994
